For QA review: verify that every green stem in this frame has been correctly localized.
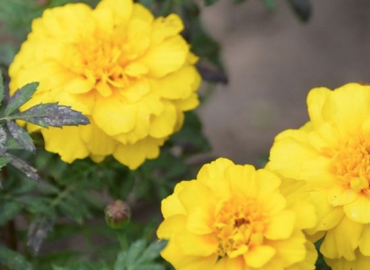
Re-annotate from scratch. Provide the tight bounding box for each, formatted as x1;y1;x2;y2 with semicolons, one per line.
117;230;128;250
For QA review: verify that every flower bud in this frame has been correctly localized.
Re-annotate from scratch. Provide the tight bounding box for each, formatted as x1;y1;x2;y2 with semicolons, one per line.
105;200;131;230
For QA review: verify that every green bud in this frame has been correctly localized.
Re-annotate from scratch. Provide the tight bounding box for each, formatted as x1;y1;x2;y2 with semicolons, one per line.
105;200;131;230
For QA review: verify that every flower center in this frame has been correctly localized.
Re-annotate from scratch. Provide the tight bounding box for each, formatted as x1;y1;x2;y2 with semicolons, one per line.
68;32;135;96
329;131;370;193
213;198;267;258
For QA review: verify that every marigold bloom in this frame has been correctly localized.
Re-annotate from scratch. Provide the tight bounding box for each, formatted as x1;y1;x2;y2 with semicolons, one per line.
157;158;317;270
9;0;201;169
267;83;370;269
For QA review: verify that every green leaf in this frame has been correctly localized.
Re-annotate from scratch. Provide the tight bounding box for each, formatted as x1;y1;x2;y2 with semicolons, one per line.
125;240;147;267
0;126;8;154
6;120;36;153
0;245;32;270
0;156;11;171
27;216;54;254
171;112;211;154
6;153;41;182
204;0;219;6
5;82;39;116
136;241;166;264
0;69;4;107
259;0;277;11
0;201;22;226
13;103;90;127
285;0;311;22
137;0;154;9
114;240;166;270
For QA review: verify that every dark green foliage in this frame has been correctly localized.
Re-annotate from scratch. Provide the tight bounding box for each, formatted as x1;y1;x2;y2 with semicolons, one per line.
0;245;32;270
285;0;311;22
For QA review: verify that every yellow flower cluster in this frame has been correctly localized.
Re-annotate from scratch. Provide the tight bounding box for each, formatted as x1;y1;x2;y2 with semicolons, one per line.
9;0;201;169
267;83;370;270
158;158;317;270
158;83;370;270
9;0;370;268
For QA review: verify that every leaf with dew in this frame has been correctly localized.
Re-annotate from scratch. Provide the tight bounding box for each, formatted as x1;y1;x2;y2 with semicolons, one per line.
27;216;54;255
6;153;41;182
6;120;35;153
12;103;90;128
5;82;39;116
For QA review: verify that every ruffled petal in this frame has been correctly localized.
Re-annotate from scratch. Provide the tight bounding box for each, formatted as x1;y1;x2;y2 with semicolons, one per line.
140;36;188;78
320;216;362;260
41;126;89;162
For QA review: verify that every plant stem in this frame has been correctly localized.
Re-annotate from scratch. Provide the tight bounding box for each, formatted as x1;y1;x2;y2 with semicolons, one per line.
6;219;17;250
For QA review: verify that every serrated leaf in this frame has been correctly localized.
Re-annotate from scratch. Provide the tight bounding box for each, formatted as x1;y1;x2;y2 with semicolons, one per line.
7;120;35;153
6;153;41;182
0;69;4;107
125;240;147;267
13;103;90;127
27;216;54;254
5;82;39;116
115;240;166;270
136;241;166;264
0;126;8;154
0;201;22;226
114;251;128;270
285;0;311;22
0;245;32;270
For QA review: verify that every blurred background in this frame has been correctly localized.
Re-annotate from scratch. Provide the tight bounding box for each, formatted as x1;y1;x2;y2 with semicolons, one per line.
199;0;370;166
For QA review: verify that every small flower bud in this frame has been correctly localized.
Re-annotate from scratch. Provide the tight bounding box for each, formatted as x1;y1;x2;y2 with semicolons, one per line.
105;200;131;230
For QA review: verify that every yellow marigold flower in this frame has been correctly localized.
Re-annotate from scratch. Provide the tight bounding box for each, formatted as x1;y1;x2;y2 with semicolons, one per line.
267;83;370;269
157;158;317;270
9;0;201;169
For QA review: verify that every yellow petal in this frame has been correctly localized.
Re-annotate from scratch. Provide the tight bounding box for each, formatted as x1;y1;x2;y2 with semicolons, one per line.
157;215;186;239
141;35;188;77
306;87;331;128
96;0;133;26
151;14;184;45
120;79;150;102
131;3;154;24
42;126;89;162
175;231;218;256
267;129;320;179
174;93;200;111
267;229;306;266
265;211;296;240
344;196;370;223
149;102;177;138
320;216;362;260
92;93;136;136
151;65;201;100
64;75;95;94
113;137;164;169
161;183;186;218
80;121;117;156
244;245;276;268
177;181;216;213
359;224;370;256
327;186;357;207
186;206;214;235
